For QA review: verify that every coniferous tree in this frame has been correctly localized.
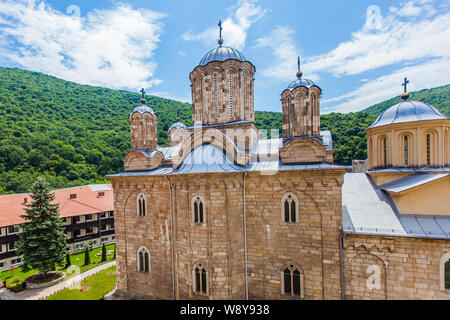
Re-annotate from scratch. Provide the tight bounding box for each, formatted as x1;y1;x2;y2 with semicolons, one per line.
113;245;116;260
16;177;68;275
65;253;71;269
101;243;107;262
84;247;90;266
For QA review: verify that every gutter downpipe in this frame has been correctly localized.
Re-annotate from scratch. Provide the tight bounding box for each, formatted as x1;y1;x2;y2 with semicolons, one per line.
243;172;248;300
339;231;345;300
166;176;176;300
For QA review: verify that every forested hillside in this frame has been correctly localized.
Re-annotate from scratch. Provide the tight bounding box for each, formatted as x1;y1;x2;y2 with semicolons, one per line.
0;67;448;193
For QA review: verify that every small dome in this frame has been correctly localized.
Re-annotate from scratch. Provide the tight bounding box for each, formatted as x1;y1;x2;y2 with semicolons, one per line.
130;104;156;117
286;78;319;90
198;46;248;66
169;121;187;131
368;100;447;129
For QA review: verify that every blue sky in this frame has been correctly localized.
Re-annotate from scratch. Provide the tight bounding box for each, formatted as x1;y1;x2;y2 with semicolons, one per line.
0;0;449;113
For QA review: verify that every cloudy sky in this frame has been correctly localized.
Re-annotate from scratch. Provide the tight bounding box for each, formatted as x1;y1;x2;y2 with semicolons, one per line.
0;0;449;113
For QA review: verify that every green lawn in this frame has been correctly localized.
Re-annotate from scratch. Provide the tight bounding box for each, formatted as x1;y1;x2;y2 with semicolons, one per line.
46;266;116;300
0;243;116;288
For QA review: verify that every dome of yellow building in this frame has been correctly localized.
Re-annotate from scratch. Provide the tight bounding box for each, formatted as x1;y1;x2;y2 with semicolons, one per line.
366;97;449;172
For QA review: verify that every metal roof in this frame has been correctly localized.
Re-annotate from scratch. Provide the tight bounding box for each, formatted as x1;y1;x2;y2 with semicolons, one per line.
342;173;407;236
368;100;447;129
379;173;449;193
130;104;156;117
198;46;249;67
342;172;450;239
286;78;320;91
369;168;450;173
169;121;187;131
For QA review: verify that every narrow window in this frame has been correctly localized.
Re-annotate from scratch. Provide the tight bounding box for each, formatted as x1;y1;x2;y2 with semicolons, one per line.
427;134;431;166
404;136;408;166
137;194;146;216
144;252;149;273
445;260;450;290
139;251;144;272
193;263;207;295
284;268;291;295
214;74;218;119
138;247;150;273
283;193;298;223
193;197;204;224
383;138;387;166
229;73;233;117
283;264;303;297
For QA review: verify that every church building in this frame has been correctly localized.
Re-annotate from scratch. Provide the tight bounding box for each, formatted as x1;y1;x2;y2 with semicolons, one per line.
107;25;450;300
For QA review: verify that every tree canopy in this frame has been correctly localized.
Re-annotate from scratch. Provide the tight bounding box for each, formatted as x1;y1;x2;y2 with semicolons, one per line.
0;67;448;193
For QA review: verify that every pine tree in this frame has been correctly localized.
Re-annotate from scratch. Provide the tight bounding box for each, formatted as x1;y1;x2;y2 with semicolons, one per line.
16;177;68;275
113;245;116;260
101;243;107;262
84;247;91;266
65;253;71;269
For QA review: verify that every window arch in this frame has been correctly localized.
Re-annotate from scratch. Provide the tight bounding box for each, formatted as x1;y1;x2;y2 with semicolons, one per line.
281;263;304;298
281;193;299;223
191;196;205;224
440;252;450;291
137;246;150;273
192;262;208;295
377;135;389;168
137;193;147;216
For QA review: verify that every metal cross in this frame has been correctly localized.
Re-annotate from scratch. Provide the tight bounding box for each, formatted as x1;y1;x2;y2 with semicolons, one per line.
140;88;146;99
402;77;409;93
297;56;301;72
218;20;223;39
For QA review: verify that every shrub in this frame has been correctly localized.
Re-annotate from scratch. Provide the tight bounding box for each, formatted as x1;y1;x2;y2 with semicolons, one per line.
101;244;107;262
83;247;90;266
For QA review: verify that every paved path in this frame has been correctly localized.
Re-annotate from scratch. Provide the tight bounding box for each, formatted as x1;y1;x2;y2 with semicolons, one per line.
0;261;116;300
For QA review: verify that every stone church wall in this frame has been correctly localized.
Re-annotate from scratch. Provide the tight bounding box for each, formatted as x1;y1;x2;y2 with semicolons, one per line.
343;234;450;299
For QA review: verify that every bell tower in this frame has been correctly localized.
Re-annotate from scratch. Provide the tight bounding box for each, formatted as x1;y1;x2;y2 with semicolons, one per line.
282;57;321;139
129;88;158;150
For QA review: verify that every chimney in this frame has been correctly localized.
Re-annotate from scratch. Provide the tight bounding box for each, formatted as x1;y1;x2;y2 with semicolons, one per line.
23;197;28;204
70;194;77;200
97;192;105;198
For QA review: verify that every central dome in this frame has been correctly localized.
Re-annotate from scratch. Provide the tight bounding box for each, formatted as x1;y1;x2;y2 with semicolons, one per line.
198;46;248;66
287;78;318;90
368;100;447;129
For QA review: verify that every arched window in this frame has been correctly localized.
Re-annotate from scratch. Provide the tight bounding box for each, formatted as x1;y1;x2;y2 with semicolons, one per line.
311;93;315;133
426;134;431;166
281;263;304;298
214;73;218;119
403;135;409;166
137;246;150;273
137;193;147;216
282;193;298;223
192;196;205;224
383;137;387;166
440;252;450;291
229;73;233;118
192;262;208;295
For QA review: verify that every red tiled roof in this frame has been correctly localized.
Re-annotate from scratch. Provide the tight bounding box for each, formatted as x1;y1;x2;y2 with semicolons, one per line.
0;184;113;227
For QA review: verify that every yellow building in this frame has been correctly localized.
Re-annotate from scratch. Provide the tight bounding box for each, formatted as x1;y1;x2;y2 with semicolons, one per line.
365;90;450;215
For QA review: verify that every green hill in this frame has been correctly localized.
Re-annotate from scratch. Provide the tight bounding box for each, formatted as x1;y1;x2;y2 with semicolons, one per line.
362;84;450;116
0;67;448;193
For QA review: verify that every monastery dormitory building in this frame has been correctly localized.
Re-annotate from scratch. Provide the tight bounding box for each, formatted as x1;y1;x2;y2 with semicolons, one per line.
107;27;450;300
0;184;115;271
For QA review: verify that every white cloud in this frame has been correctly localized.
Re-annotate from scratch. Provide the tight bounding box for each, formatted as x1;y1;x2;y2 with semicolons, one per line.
0;0;166;91
306;0;450;77
182;0;265;50
321;58;450;113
